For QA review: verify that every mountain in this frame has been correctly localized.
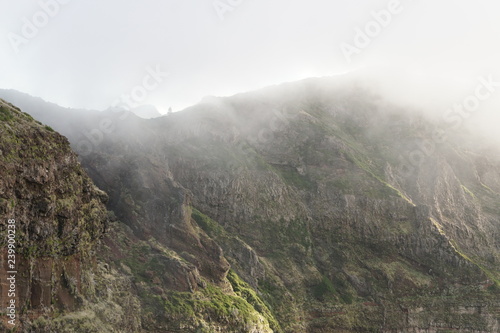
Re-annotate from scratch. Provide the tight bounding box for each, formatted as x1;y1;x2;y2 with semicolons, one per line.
1;77;499;332
0;99;112;330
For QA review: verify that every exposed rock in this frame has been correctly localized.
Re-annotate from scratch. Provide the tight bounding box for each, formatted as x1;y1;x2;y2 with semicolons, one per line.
0;100;109;329
1;77;499;332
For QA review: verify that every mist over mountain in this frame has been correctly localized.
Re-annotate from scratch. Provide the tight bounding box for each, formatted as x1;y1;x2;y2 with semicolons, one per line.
1;75;499;332
3;0;500;331
128;105;163;119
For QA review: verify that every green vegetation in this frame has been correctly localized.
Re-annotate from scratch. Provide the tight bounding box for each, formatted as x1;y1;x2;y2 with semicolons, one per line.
449;239;500;286
152;281;271;330
430;217;446;235
136;271;275;331
461;185;476;199
114;232;277;331
227;269;281;332
312;275;336;300
480;182;498;195
191;208;284;330
346;151;415;204
428;216;500;286
191;207;227;238
312;274;353;304
0;105;13;121
274;165;315;190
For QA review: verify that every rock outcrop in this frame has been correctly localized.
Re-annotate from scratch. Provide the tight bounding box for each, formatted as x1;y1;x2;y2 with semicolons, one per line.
0;99;109;329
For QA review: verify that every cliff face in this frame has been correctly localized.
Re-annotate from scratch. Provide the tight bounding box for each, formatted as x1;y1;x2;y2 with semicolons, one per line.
0;99;277;332
82;148;278;332
0;100;108;329
1;78;500;332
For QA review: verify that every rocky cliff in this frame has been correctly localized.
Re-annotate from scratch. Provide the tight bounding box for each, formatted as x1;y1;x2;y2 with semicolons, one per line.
0;99;110;330
0;99;278;332
0;77;499;332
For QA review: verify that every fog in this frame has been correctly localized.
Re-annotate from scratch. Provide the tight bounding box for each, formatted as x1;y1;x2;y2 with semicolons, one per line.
1;0;500;144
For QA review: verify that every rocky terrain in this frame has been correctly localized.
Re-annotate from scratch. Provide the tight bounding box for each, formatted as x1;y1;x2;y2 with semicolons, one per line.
0;99;112;330
0;76;499;332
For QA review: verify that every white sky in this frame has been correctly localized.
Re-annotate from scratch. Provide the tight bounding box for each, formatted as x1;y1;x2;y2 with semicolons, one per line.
1;0;500;114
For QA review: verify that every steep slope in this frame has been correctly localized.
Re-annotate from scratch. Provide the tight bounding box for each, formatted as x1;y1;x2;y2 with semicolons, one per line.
0;99;111;330
1;78;500;332
0;100;149;332
0;98;278;332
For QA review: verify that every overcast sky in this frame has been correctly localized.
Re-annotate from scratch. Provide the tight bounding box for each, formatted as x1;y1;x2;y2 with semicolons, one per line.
1;0;500;114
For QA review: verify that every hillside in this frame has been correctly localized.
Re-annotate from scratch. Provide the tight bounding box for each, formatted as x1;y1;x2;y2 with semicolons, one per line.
0;99;112;330
1;77;500;332
0;100;277;332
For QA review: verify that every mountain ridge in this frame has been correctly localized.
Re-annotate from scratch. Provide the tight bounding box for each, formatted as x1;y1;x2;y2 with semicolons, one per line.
1;76;499;332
